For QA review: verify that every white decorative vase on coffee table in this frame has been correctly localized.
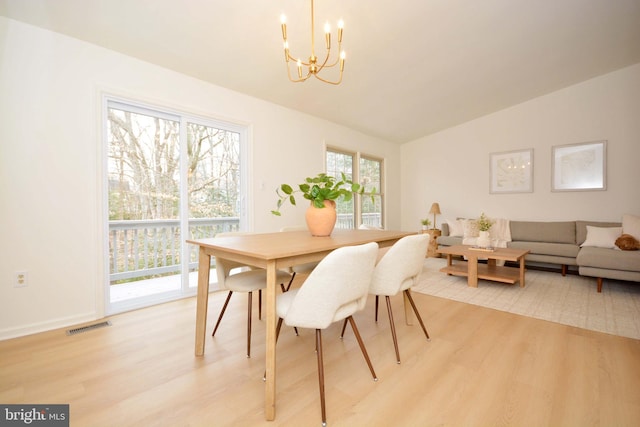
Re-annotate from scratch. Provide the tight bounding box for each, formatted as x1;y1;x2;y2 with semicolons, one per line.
476;230;491;248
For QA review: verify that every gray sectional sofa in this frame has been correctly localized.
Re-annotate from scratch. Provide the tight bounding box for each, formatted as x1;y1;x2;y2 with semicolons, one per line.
437;220;640;292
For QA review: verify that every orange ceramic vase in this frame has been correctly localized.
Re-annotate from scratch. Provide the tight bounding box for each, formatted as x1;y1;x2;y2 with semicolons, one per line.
305;200;337;236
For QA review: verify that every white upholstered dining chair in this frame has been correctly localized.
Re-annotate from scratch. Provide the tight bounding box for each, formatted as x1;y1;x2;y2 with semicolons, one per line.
345;233;431;364
274;242;379;426
211;232;292;358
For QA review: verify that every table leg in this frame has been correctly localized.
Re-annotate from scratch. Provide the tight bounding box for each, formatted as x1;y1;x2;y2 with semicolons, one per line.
446;254;453;275
195;247;211;356
265;260;277;420
519;256;526;287
468;255;478;287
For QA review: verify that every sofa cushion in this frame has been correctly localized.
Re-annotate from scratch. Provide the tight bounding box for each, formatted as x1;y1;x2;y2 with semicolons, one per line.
508;241;580;258
437;235;462;247
441;222;450;236
577;246;640;272
445;219;464;237
510;221;576;244
580;226;622;249
462;219;479;238
576;220;621;245
622;214;640;241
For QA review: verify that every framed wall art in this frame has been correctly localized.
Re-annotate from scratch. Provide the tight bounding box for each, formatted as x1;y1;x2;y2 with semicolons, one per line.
551;140;607;192
489;148;533;194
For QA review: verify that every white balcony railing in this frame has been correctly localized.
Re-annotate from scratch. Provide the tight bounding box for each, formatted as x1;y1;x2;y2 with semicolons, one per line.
109;213;381;284
109;218;239;283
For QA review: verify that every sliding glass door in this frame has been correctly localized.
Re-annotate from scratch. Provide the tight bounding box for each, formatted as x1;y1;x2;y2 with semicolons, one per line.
105;98;247;314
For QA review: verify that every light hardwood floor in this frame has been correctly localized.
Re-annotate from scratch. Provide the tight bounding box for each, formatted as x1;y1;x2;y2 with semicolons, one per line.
1;288;640;426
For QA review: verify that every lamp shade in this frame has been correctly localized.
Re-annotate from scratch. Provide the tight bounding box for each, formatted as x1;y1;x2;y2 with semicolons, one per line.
429;203;441;215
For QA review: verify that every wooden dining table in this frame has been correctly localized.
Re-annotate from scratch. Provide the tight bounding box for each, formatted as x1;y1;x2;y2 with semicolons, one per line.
187;228;413;421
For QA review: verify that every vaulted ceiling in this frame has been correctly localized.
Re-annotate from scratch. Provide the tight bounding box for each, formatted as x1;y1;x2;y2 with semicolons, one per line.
2;0;640;143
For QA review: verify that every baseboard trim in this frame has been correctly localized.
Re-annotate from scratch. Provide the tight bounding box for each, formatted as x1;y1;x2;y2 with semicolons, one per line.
0;312;98;341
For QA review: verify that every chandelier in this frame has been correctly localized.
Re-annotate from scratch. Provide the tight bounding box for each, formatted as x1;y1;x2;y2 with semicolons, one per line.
280;0;345;85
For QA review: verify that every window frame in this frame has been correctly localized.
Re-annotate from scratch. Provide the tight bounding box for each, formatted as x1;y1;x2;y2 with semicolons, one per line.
325;145;385;229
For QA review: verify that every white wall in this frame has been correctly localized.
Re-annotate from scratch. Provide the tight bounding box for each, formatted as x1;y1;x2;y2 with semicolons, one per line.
0;18;401;339
401;63;640;230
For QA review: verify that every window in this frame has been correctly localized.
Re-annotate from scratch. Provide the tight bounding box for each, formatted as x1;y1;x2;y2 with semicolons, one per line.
104;98;248;313
359;155;383;228
326;147;384;229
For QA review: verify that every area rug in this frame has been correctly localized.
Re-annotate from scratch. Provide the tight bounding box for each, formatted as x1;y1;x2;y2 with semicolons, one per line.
412;258;640;340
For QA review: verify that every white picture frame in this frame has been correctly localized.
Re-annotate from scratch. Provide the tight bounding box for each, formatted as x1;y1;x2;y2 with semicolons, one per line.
551;140;607;192
489;149;533;194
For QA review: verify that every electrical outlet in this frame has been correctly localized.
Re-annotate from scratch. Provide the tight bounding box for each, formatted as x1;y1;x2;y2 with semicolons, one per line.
14;271;28;288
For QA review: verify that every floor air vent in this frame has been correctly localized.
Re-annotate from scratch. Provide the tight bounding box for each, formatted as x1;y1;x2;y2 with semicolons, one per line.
66;321;112;336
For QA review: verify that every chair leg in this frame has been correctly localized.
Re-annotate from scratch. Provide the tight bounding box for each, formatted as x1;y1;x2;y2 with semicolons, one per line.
385;296;401;364
212;291;233;337
247;291;253;358
275;317;284;342
315;329;327;426
404;289;430;341
280;274;299;336
339;318;348;339
347;316;377;380
285;272;296;292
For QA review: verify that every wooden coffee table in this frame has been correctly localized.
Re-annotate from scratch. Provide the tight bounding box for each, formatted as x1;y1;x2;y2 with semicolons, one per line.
437;245;530;288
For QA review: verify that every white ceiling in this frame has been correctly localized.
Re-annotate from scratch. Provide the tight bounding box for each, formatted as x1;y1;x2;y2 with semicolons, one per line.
2;0;640;144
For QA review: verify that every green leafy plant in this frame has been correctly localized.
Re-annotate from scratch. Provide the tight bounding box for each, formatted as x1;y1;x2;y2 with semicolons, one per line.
477;212;495;231
271;172;373;216
421;218;431;227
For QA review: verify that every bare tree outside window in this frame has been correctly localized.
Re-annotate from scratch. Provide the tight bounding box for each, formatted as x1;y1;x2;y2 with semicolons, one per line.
187;123;240;219
108;108;180;220
106;103;242;307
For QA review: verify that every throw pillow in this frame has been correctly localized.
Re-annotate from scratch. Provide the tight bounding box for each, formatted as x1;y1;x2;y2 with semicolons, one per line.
615;234;640;251
446;219;464;237
580;226;622;249
462;219;479;239
622;214;640;241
